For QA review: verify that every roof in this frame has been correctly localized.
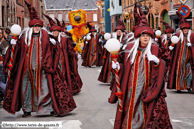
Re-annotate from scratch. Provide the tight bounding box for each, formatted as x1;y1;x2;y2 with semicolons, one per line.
72;0;98;10
44;0;73;10
44;0;98;10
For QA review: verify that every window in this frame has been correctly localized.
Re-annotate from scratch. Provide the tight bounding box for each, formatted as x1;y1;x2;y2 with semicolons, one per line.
102;7;105;17
17;17;20;26
58;14;62;21
49;14;55;20
156;17;158;28
22;18;24;28
93;14;97;22
66;13;69;21
119;0;122;6
41;6;43;19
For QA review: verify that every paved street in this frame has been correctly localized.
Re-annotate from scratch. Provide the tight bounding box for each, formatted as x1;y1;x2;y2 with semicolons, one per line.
0;59;194;129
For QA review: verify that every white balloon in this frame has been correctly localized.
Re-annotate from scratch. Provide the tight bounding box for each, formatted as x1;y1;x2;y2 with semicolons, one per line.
171;36;179;44
104;33;111;40
155;30;162;36
105;38;120;53
11;24;21;35
86;35;91;40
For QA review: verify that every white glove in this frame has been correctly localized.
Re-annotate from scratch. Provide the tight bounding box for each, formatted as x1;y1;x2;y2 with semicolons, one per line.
122;44;127;50
112;61;120;70
169;45;174;50
155;38;158;42
115;62;120;70
85;41;88;44
99;38;103;42
10;39;17;45
87;33;91;36
112;61;117;69
77;53;81;59
187;42;191;47
104;44;106;48
147;54;160;64
49;38;56;45
120;43;123;48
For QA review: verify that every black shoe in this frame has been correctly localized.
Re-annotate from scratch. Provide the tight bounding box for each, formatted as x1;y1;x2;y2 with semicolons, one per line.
187;88;192;93
177;90;181;93
50;111;58;116
22;112;31;118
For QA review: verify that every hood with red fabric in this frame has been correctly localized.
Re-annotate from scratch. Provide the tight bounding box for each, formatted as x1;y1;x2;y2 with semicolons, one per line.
25;0;43;27
43;13;61;32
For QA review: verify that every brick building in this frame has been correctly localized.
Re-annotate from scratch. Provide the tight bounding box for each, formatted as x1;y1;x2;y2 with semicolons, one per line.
0;0;17;28
44;0;101;31
16;0;25;28
96;0;105;32
123;0;171;33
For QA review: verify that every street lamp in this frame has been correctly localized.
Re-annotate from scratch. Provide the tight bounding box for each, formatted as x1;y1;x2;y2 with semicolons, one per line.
169;36;179;53
155;30;162;38
171;36;179;44
104;33;111;40
7;24;21;80
105;38;123;112
11;24;21;37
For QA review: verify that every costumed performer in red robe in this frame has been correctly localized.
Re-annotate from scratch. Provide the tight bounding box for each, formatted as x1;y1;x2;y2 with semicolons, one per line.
82;25;103;67
3;1;76;117
109;13;172;129
168;12;194;93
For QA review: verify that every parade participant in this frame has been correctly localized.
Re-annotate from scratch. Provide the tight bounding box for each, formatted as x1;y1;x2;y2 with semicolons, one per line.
156;20;174;81
0;29;8;56
112;18;126;46
3;24;21;83
168;12;194;93
3;28;12;46
0;55;6;104
82;25;103;67
43;13;71;90
109;13;172;129
45;15;82;94
56;17;83;94
3;0;76;117
98;18;126;84
82;22;92;59
55;18;67;36
98;39;113;84
155;20;174;49
0;55;6;93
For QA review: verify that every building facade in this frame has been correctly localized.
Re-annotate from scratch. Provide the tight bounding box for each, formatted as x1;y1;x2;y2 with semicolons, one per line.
169;0;194;31
123;0;170;33
24;0;45;28
16;0;24;28
97;0;105;32
44;0;101;31
0;0;17;28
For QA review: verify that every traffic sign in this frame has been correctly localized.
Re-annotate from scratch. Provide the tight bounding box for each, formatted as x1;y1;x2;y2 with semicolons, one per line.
179;0;188;5
141;6;149;15
178;5;190;18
